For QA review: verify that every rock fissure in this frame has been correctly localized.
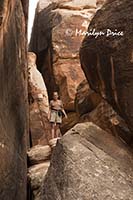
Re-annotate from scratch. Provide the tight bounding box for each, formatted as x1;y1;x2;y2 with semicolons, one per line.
1;0;133;199
27;1;133;199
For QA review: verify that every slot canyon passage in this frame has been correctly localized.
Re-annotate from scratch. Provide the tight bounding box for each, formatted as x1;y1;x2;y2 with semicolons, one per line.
0;0;133;199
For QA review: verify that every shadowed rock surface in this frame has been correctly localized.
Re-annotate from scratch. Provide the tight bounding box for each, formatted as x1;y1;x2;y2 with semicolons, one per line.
0;0;28;199
42;123;133;200
75;79;102;116
28;161;50;200
60;112;79;134
27;145;51;200
75;80;132;144
80;0;133;144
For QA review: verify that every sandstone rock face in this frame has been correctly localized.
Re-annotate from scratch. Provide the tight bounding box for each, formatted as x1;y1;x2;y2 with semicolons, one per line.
0;0;28;199
27;145;51;200
96;0;106;8
80;0;133;144
60;112;79;134
42;123;133;200
27;145;51;165
29;0;105;111
28;161;50;200
49;138;60;148
28;52;51;146
80;100;132;144
75;80;102;116
21;0;29;30
29;101;51;146
75;80;132;144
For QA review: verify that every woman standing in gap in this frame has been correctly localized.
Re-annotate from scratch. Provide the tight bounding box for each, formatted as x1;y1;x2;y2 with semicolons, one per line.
48;92;67;139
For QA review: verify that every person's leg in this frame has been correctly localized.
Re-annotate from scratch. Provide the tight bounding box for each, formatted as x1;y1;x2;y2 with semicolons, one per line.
56;111;62;137
50;111;56;139
55;123;61;138
51;123;56;139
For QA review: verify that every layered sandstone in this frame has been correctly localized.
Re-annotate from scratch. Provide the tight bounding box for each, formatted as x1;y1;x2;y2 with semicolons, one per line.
28;52;51;146
0;0;28;199
29;0;106;111
80;0;133;145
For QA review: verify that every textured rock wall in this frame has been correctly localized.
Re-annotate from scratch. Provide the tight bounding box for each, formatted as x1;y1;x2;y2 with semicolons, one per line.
75;80;102;116
42;123;133;200
0;0;28;199
21;0;29;23
29;0;105;111
80;0;133;145
28;53;51;146
41;1;133;199
75;80;132;144
27;145;51;200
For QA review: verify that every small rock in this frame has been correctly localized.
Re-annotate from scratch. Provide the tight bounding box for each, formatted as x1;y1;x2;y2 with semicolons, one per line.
28;161;50;190
49;138;60;148
27;145;51;165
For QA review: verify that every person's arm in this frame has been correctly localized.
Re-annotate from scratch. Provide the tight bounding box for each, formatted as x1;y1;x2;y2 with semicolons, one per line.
62;109;68;119
61;101;68;119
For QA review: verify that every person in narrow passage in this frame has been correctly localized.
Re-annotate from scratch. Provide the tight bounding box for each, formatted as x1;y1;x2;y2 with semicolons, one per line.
48;92;67;139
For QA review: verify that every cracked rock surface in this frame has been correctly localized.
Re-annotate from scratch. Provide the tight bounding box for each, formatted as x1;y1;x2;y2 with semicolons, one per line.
42;122;133;200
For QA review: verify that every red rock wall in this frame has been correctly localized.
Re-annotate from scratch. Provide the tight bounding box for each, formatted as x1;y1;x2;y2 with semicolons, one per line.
29;0;104;111
28;55;51;146
0;0;28;199
80;0;133;145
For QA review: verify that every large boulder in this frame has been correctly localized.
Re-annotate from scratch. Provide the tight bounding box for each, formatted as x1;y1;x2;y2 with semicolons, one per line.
80;100;132;144
75;80;132;144
0;0;28;199
29;0;105;111
42;122;133;200
80;0;133;144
